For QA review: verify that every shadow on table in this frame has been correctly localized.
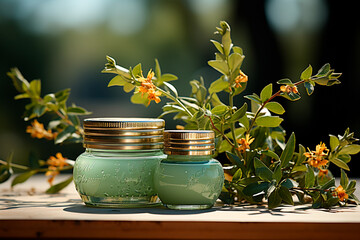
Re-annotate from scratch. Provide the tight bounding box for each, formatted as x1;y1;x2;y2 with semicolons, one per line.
63;204;216;215
63;202;359;216
214;203;359;216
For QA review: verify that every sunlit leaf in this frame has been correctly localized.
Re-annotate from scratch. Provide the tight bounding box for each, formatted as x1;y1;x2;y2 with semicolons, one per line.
255;116;283;128
265;102;285;115
46;176;73;194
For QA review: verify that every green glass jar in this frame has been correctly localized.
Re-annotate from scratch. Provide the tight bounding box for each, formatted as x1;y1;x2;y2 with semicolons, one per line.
154;130;224;210
74;118;166;208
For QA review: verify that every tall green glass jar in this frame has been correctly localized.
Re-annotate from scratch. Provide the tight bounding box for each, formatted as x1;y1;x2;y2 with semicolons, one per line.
154;130;224;210
74;118;166;208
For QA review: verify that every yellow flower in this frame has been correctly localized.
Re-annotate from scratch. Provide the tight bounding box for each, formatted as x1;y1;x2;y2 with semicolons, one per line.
280;85;299;94
334;185;348;202
237;134;254;153
304;142;329;169
234;70;248;88
26;119;55;140
45;153;68;185
136;70;162;105
318;168;329;179
147;88;161;104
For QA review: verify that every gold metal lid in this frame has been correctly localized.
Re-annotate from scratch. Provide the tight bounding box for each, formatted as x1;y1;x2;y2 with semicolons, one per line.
83;118;164;150
164;130;215;155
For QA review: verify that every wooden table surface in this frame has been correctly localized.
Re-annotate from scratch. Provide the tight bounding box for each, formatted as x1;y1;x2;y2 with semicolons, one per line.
1;175;359;240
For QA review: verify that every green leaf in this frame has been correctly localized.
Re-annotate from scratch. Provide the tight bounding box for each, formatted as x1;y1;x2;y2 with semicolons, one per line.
304;81;314;95
232;46;243;55
14;93;30;100
228;53;244;72
123;82;135;93
338;154;351;163
154;59;161;79
210;40;224;54
211;105;228;116
225;152;245;170
280;92;301;101
209;78;228;94
132;63;142;77
279;185;294;205
281;178;297;189
55;125;76;144
300;65;313;80
277;78;293;85
329;135;339;152
254;158;273;182
273;163;282;184
316;63;330;77
130;92;149;106
161;73;178;82
243;182;269;196
232;168;242;181
221;28;232;56
108;75;127;87
210;93;225;106
33;104;47;117
218;139;232;153
29;79;41;96
11;170;38;187
55;89;70;103
0;165;12;183
296;144;307;165
163;81;178;98
7;67;30;93
230;103;247;122
265;102;285;115
261;150;280;161
255;116;283;128
340;169;349;188
305;165;315;188
208;60;229;75
46;176;73;194
280;132;295;168
338;144;360;155
260;84;273;102
292;165;307;172
268;189;282;209
320;178;335;190
329;158;350;171
195;85;207;103
244;94;262;104
67;106;91;115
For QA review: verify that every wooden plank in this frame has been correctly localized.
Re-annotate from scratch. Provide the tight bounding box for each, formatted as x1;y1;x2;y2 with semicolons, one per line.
1;220;360;239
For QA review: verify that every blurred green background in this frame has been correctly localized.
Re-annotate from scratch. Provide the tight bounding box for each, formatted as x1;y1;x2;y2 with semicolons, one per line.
0;0;359;176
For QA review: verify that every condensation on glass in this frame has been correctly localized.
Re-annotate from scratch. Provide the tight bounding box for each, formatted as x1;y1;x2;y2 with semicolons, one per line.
154;130;224;210
74;118;166;208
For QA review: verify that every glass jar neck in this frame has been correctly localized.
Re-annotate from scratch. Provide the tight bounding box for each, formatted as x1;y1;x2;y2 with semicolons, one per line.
165;154;212;163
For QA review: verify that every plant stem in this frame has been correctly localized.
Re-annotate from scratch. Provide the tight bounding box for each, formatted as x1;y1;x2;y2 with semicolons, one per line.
247;79;305;134
207;115;234;147
156;87;194;117
228;93;244;159
0;160;29;170
291;187;330;192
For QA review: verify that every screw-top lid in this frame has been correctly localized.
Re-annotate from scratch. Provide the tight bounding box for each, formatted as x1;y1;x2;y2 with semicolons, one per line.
164;130;215;155
83;118;165;150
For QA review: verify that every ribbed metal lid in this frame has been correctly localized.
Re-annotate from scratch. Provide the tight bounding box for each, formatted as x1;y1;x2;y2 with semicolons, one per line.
83;118;164;150
164;130;215;155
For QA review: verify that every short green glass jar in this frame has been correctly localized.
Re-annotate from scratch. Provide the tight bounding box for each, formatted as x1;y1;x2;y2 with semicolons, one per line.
73;118;166;208
154;130;224;210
